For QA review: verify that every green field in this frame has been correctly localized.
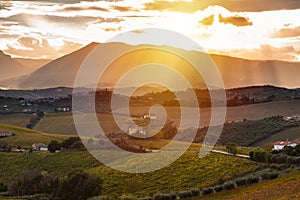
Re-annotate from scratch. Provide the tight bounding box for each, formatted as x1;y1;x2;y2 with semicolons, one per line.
0;124;71;148
0;114;32;128
252;126;300;150
197;171;300;200
0;151;263;198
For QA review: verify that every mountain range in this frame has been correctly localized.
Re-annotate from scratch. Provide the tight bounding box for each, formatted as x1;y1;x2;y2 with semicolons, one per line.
0;42;299;89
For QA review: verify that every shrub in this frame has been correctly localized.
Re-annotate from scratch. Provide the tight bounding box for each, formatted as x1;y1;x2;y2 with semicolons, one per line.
154;194;171;200
56;171;102;200
295;157;300;164
119;194;138;200
235;178;247;187
286;156;295;164
264;152;272;163
0;182;7;192
277;154;288;164
214;185;224;192
190;189;200;197
202;187;214;196
178;191;192;199
224;182;235;190
247;176;259;184
169;193;177;200
266;172;279;180
88;196;113;200
138;198;152;200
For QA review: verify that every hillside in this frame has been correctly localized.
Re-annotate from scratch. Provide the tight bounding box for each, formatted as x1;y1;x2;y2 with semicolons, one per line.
198;171;300;200
0;43;299;89
0;51;31;81
0;151;262;198
0;124;70;148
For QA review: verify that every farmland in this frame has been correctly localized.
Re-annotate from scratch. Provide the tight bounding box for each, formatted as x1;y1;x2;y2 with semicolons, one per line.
0;114;32;128
0;124;70;148
253;126;300;149
197;171;300;200
0;151;263;198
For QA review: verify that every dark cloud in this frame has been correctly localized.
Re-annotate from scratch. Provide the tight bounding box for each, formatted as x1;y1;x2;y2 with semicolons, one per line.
199;15;214;26
111;6;138;12
271;26;300;38
144;0;300;12
219;14;252;26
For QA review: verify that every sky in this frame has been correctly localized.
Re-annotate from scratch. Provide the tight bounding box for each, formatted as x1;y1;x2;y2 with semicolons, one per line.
0;0;300;61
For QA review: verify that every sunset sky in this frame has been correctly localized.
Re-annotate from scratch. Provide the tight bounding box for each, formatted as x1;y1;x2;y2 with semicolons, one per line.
0;0;299;61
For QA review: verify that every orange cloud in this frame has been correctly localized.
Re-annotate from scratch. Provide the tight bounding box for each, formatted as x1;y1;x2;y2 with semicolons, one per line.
271;26;300;38
199;15;214;26
219;14;252;26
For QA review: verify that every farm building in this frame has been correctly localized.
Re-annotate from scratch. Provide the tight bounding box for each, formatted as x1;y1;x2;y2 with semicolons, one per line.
32;143;48;151
273;140;300;150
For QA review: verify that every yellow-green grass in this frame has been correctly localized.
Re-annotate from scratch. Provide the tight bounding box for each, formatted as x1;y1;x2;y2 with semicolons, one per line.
0;124;72;148
252;126;300;150
87;152;263;198
0;114;32;128
0;150;263;198
197;171;300;200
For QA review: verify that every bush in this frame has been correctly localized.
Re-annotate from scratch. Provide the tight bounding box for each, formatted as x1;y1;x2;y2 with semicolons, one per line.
178;191;192;199
235;178;247;187
56;171;102;200
202;187;214;196
0;182;7;192
119;194;138;200
295;157;300;164
286;156;295;164
154;194;171;200
214;185;224;192
48;140;61;153
224;182;235;190
190;189;200;197
266;172;279;180
247;176;259;184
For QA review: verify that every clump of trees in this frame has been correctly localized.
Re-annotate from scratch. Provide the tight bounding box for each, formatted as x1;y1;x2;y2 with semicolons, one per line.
48;137;85;153
8;169;102;200
27;110;45;129
249;145;300;164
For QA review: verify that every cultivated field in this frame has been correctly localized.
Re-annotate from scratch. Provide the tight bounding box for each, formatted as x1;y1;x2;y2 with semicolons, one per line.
252;126;300;149
0;151;263;198
0;124;70;148
0;114;32;128
197;171;300;200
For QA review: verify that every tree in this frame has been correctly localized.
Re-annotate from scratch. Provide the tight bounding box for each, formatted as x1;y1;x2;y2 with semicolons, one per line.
295;144;300;156
283;145;294;156
57;171;102;200
226;142;238;155
48;140;61;153
61;137;81;149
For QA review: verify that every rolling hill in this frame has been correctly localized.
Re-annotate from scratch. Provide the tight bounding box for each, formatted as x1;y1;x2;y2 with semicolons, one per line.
0;124;71;148
0;42;299;89
0;51;31;81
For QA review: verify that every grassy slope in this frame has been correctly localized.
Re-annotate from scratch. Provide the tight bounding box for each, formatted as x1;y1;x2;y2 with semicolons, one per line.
0;124;71;148
198;171;300;200
253;126;300;149
0;151;262;198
